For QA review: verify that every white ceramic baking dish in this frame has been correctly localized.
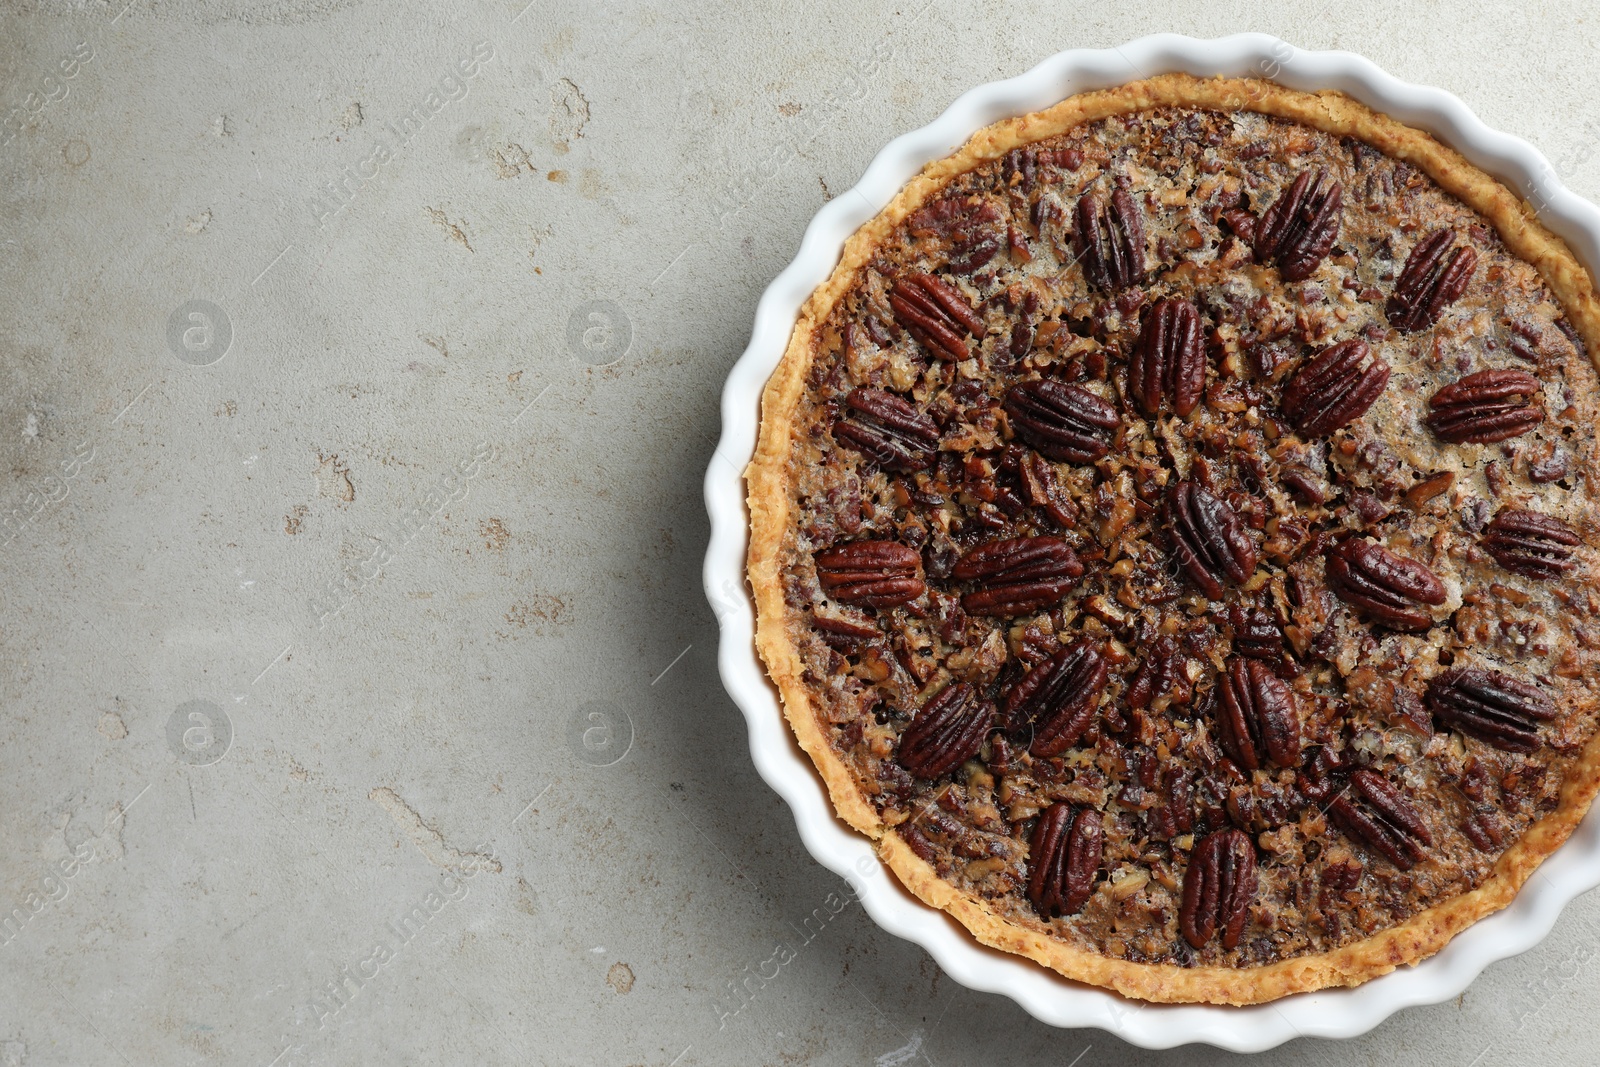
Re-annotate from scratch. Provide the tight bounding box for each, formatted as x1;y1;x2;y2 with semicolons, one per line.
702;32;1600;1050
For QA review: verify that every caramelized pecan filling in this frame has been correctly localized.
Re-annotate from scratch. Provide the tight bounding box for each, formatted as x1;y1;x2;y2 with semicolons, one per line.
777;107;1600;967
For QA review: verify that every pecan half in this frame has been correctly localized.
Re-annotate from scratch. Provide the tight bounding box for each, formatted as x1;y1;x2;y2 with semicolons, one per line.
1328;769;1433;870
1254;169;1342;282
953;535;1084;617
1279;338;1390;437
1003;379;1119;464
1425;666;1556;753
1461;811;1504;852
1002;638;1109;757
907;195;1003;274
1179;828;1256;950
1216;657;1301;771
1221;207;1256;244
1325;538;1446;631
1167;481;1258;600
1027;803;1102;919
811;604;878;639
1425;369;1543;444
1018;451;1078;527
1004;147;1084;190
1226;605;1284;661
889;273;984;361
813;541;926;608
1072;188;1145;292
897;683;995;779
1126;634;1192;711
1481;508;1580;579
831;388;939;471
1130;297;1205;417
1386;230;1477;331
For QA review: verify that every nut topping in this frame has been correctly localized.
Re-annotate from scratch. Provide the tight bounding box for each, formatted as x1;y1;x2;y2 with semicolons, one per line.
1425;368;1543;444
1126;634;1193;711
1180;828;1256;950
1018;451;1078;527
1328;769;1433;870
1481;508;1580;579
1131;298;1205;417
1167;480;1258;600
1386;230;1478;331
1325;538;1447;631
1027;803;1103;919
897;683;995;779
1002;638;1109;757
889;272;984;361
813;541;926;608
832;388;939;471
1225;605;1284;661
953;535;1084;617
1003;146;1084;189
1216;657;1301;771
1254;169;1342;282
1279;338;1390;437
907;195;1003;275
1072;187;1145;292
1425;666;1556;753
1003;379;1120;464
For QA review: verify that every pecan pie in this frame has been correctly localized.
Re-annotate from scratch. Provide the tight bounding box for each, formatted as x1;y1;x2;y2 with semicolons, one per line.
746;74;1600;1004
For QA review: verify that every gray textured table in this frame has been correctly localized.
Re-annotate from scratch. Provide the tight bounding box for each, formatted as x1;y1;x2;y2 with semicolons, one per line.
4;2;1600;1064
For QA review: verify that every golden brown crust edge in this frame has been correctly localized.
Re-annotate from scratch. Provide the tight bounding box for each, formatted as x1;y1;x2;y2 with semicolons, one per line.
746;72;1600;1005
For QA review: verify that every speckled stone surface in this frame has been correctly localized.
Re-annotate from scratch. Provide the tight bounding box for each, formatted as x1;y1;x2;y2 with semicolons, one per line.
2;2;1600;1064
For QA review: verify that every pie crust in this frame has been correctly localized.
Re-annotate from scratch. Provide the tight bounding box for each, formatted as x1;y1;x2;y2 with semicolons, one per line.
746;74;1600;1004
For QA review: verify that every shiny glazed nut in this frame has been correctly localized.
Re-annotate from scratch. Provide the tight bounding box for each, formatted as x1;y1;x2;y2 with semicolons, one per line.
1225;604;1284;661
1180;828;1256;950
1253;169;1342;282
813;541;926;608
1425;666;1557;753
1027;802;1103;920
889;272;984;361
1003;379;1119;464
1130;297;1205;417
1328;769;1433;870
1072;187;1145;292
1480;508;1580;579
1386;229;1477;331
1279;338;1390;437
1325;538;1447;631
831;388;939;471
953;535;1084;617
1126;634;1192;711
1002;638;1109;757
1167;480;1258;600
1216;657;1301;771
907;195;1003;274
897;682;995;779
1425;368;1543;444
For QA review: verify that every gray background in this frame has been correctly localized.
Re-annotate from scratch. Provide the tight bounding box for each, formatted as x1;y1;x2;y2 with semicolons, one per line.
2;1;1598;1064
